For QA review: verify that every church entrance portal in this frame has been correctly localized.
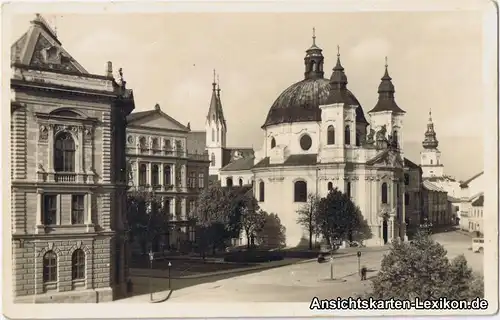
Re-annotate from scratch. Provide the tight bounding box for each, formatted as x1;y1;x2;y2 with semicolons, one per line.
382;219;388;244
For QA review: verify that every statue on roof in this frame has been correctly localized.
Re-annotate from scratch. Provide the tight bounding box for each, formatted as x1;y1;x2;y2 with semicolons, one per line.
365;128;376;145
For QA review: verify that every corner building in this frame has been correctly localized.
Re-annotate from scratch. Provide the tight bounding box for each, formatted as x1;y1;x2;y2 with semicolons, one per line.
220;34;423;247
10;15;135;302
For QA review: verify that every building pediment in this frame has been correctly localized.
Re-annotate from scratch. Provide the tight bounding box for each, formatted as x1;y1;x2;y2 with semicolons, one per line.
367;149;404;169
128;108;190;132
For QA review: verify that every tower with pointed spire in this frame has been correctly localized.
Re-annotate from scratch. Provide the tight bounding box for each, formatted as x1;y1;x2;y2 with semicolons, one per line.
205;70;227;177
368;57;406;153
420;109;444;178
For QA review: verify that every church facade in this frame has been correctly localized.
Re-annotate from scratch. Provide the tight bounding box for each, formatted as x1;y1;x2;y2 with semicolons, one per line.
10;15;134;302
218;34;424;247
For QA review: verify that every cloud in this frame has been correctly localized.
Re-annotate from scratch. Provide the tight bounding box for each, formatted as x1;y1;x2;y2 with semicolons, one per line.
349;37;391;62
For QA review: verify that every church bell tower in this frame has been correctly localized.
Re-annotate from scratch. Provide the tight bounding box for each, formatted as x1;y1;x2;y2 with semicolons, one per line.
420;109;444;178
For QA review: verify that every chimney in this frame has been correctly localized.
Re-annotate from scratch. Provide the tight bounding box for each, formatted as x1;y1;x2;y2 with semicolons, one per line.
106;61;113;77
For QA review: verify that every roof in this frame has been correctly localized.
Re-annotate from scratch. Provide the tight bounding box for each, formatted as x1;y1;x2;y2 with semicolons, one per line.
368;66;405;114
253;154;318;168
459;171;484;188
126;104;190;132
262;77;368;128
11;14;88;74
221;148;255;168
471;195;484;207
422;180;445;192
424;175;457;183
404;157;421;170
220;156;255;172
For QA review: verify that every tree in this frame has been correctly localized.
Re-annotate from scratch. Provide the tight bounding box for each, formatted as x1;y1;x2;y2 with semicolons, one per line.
193;184;234;256
256;212;286;248
296;193;320;250
315;188;371;245
126;189;171;254
241;205;266;248
370;232;483;300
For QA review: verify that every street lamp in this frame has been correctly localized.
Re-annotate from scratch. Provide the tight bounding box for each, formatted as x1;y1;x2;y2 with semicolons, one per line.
148;250;154;301
168;261;172;289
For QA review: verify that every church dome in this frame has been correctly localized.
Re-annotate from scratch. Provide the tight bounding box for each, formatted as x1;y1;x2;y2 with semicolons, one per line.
262;78;368;128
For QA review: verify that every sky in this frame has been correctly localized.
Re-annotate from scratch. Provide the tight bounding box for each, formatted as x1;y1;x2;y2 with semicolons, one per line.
10;10;486;181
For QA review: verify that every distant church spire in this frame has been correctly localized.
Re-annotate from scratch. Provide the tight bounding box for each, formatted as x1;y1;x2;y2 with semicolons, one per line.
422;108;439;149
304;28;324;80
207;69;220;122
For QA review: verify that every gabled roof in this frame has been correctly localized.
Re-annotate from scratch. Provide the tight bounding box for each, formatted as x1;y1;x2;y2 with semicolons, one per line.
220;156;255;172
11;14;88;74
423;180;445;192
472;195;484;207
459;171;484;188
126;104;190;132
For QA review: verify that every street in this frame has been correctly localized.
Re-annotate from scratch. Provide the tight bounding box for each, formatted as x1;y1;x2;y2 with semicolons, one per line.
118;231;483;303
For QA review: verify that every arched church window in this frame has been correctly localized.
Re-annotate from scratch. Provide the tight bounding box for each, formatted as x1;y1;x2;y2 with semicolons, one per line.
327;181;333;191
239;178;243;187
344;126;351;145
355;132;361;147
270;137;276;149
211;129;215;142
312;61;317;71
226;177;233;187
211;153;215;167
294;180;307;202
381;182;388;204
259;181;265;202
327;125;335;145
300;134;312;151
346;182;351;198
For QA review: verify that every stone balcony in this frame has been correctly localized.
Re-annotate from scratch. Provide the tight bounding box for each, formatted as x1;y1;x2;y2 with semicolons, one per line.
126;148;209;161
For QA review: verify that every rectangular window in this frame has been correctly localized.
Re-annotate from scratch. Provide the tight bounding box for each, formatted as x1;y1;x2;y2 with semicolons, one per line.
198;173;205;188
163;199;171;214
404;193;410;206
189;200;196;216
43;195;57;225
71;195;85;224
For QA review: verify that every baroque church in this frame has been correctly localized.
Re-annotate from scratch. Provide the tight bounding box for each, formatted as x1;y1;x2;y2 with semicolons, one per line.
206;32;423;247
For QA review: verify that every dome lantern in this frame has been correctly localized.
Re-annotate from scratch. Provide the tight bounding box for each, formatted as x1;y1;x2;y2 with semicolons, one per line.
303;27;324;80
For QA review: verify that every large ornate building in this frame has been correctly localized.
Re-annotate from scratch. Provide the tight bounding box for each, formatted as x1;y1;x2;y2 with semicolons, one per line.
10;15;134;302
218;33;424;247
125;104;210;252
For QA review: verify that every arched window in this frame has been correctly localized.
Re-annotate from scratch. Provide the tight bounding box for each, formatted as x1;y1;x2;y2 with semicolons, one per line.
294;180;307;202
151;164;159;186
43;251;57;283
212;129;215;142
381;182;388;204
217;128;219;142
54;132;75;172
239;178;243;187
163;165;171;185
211;153;216;166
327;125;335;145
226;177;233;187
71;249;85;280
259;181;265;202
344;125;351;145
355;132;361;146
270;137;276;149
430;159;433;165
327;181;333;191
139;163;147;186
346;182;351;198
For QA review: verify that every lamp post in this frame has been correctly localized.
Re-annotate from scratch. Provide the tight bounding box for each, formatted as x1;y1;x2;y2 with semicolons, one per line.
148;250;154;301
357;251;362;275
168;261;172;289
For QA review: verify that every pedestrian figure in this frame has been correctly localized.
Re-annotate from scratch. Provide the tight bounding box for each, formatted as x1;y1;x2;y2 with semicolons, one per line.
360;266;367;281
